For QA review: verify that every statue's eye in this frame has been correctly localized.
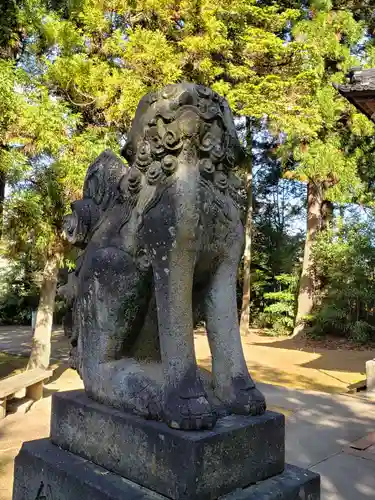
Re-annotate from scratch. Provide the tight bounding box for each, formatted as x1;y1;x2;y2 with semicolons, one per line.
127;147;133;157
122;144;134;159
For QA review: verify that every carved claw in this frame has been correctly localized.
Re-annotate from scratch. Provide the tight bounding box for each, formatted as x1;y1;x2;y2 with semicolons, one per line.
227;385;266;416
215;376;266;417
163;392;217;430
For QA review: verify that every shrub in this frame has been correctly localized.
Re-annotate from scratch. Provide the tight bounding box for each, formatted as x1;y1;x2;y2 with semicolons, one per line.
259;273;298;335
310;220;375;343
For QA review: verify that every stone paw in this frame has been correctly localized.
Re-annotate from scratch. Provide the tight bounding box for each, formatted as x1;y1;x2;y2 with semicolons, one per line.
228;386;266;416
163;392;217;431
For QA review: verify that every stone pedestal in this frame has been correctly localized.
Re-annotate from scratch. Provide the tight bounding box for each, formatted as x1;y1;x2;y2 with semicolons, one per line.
50;391;284;500
13;439;320;500
12;390;320;500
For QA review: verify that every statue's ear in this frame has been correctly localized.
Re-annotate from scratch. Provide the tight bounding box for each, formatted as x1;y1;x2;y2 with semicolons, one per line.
83;166;101;201
118;173;128;197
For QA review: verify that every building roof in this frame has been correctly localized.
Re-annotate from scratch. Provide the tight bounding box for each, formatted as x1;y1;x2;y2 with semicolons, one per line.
334;68;375;122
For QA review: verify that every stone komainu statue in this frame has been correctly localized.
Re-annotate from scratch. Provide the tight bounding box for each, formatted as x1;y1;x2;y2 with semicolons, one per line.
64;83;266;431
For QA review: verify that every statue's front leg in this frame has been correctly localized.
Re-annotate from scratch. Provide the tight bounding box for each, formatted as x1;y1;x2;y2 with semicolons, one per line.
152;244;215;430
205;226;266;416
143;189;216;430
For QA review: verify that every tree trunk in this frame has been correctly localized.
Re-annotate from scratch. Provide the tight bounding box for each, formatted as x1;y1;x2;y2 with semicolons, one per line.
318;196;334;291
320;194;333;232
292;181;321;338
27;254;60;370
0;164;6;238
239;118;253;335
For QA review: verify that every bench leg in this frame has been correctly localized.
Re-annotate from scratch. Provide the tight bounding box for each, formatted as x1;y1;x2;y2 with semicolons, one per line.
14;388;26;399
26;381;44;401
0;398;6;419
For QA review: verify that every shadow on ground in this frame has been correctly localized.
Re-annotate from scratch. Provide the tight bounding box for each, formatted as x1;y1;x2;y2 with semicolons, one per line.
0;325;69;362
197;348;375;499
0;354;27;379
251;334;374;376
1;363;375;500
259;382;375;499
196;327;372;379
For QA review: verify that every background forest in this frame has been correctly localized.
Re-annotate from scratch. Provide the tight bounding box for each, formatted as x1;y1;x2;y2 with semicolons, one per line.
1;0;375;369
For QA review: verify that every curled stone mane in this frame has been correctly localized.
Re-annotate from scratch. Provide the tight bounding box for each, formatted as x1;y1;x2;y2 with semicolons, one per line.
119;83;246;221
122;84;245;171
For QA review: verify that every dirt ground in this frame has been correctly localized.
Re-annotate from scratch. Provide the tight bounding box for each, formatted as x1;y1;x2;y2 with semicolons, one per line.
196;329;374;393
1;327;375;499
1;325;372;394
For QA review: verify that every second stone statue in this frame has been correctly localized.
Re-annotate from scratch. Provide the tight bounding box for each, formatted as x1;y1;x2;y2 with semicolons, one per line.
63;83;266;430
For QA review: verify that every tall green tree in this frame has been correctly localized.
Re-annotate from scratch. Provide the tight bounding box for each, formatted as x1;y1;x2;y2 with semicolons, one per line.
239;118;254;334
311;215;375;343
2;79;116;368
276;1;375;337
0;1;118;368
249;128;304;332
4;0;375;364
0;0;39;231
16;0;324;336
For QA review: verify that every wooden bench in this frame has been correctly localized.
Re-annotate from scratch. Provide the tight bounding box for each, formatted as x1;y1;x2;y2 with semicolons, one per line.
0;368;53;419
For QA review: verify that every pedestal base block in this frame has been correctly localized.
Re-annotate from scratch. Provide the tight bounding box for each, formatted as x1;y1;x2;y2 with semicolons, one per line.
13;439;320;500
50;391;285;500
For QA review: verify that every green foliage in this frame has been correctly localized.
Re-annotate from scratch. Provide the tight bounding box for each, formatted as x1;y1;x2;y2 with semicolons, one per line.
25;0;336;139
0;0;341;285
0;255;69;325
0;0;375;345
310;219;375;343
0;61;21;142
0;257;38;325
258;274;298;335
283;6;375;204
249;129;303;333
